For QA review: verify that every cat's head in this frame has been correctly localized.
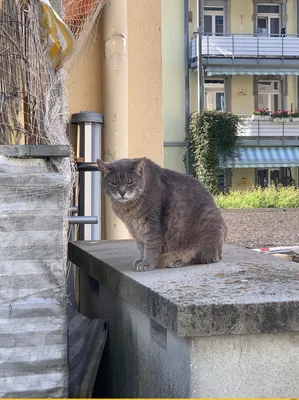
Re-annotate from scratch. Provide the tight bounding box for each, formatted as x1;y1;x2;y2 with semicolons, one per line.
97;157;147;203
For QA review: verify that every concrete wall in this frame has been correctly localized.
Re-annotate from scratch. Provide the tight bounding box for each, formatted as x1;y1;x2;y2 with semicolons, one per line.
190;332;299;397
73;240;299;398
231;168;256;190
85;281;191;398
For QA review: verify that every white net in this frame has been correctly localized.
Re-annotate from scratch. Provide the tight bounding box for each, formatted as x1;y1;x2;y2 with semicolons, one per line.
0;0;107;396
62;0;107;69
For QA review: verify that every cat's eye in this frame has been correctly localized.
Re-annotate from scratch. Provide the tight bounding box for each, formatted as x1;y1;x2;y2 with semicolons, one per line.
127;180;135;185
109;181;117;186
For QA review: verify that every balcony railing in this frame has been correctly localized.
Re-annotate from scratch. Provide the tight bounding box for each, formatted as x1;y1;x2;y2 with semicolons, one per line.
238;115;299;138
190;33;299;65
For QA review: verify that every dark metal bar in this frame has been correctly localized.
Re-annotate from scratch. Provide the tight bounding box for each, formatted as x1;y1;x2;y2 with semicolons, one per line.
164;141;186;147
76;162;99;172
69;216;98;225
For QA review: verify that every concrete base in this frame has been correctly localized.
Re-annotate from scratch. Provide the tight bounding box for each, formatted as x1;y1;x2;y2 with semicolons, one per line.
69;240;299;398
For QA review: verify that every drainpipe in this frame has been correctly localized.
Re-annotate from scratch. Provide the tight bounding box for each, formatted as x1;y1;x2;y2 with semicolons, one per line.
184;0;190;173
103;0;129;240
297;0;299;109
197;0;204;113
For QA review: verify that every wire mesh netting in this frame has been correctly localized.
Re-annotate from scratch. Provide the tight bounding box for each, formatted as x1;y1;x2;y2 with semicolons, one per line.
0;0;106;146
0;0;107;396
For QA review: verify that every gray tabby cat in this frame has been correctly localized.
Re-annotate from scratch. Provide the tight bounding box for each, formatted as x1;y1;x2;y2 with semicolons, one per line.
97;157;227;272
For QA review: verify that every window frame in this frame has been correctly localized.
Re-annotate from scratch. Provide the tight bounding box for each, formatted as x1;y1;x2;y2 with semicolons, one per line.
203;6;225;36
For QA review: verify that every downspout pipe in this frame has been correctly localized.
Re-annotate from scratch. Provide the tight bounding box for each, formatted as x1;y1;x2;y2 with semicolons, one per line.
297;0;299;109
184;0;190;173
197;0;204;113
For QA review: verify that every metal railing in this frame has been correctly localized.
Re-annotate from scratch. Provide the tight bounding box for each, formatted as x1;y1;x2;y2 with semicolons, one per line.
238;114;299;142
190;33;299;65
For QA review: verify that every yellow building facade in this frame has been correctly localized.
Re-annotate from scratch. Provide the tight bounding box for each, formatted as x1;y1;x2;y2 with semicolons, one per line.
188;0;299;191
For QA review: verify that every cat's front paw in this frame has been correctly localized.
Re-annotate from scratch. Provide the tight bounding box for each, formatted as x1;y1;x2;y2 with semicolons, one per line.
133;259;156;272
166;261;185;268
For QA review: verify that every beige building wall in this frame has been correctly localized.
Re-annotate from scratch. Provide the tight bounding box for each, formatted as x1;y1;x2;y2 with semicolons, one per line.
230;0;253;34
291;167;299;184
162;0;186;172
190;71;198;113
287;0;297;35
67;21;103;115
232;168;256;190
288;76;297;111
128;0;163;165
230;0;297;35
231;76;254;115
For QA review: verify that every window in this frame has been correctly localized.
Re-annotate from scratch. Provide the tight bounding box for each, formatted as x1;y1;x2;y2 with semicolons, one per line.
205;80;225;111
257;4;280;13
258;80;281;112
256;168;280;187
204;7;224;36
257;3;280;36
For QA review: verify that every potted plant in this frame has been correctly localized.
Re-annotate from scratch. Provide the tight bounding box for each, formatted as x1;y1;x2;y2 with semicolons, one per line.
271;109;290;123
290;109;299;122
252;108;272;121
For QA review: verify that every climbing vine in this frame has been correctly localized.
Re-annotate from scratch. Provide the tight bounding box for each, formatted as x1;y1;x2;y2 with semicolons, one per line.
185;110;240;194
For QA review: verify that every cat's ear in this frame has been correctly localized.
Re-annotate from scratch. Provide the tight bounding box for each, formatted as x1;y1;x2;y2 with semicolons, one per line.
97;159;112;175
132;157;146;174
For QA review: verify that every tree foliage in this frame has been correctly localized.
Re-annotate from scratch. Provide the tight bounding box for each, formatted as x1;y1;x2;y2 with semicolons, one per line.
185;110;240;194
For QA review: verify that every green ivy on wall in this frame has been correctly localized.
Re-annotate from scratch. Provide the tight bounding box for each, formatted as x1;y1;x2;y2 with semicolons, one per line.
185;111;240;194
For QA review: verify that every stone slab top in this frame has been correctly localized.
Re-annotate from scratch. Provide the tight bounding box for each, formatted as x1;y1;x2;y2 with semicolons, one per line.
69;240;299;338
0;145;70;158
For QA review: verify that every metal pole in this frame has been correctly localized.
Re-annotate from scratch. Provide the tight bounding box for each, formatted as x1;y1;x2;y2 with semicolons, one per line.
184;0;190;174
68;216;98;225
91;121;101;240
78;122;85;240
71;112;104;241
197;0;204;113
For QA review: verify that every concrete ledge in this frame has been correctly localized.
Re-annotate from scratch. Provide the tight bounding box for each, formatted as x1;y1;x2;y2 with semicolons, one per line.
68;240;299;337
0;145;70;158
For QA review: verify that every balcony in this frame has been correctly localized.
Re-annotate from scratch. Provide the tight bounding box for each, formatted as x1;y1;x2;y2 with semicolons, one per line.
237;115;299;144
190;34;299;69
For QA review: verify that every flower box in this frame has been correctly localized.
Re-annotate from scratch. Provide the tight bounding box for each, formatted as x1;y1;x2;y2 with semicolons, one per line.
291;117;299;122
260;115;272;121
252;115;272;121
273;117;289;123
252;108;271;121
252;115;261;121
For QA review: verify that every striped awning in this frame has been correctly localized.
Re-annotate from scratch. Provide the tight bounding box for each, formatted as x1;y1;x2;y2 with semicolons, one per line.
225;147;299;168
206;66;299;76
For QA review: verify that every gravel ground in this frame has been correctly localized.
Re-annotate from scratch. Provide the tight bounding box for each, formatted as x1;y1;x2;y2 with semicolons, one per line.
221;208;299;249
